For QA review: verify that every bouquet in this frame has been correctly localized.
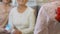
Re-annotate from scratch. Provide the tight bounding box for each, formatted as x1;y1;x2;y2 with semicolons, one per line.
55;7;60;22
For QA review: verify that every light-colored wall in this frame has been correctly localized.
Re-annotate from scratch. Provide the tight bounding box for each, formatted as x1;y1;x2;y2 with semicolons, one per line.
37;0;48;6
12;0;37;7
37;0;57;6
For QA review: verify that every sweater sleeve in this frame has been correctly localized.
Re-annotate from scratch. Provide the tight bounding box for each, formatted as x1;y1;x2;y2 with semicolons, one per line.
5;9;14;32
34;6;49;34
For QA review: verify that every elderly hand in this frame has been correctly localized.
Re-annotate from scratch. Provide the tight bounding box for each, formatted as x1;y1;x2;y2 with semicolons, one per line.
0;30;10;34
0;27;5;32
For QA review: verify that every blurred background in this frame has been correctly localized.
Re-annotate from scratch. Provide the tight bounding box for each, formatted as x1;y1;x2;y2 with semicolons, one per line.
0;0;53;17
0;0;60;34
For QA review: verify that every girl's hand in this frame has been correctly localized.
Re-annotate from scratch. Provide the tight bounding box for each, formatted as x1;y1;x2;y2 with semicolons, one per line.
13;29;22;34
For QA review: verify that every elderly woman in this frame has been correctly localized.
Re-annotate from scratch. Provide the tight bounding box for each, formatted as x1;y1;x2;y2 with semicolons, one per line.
0;0;12;30
34;0;60;34
6;0;36;34
0;0;12;34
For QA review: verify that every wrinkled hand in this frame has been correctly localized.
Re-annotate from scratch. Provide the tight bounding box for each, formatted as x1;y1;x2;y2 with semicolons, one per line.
13;29;22;34
0;30;10;34
0;27;10;34
0;27;5;32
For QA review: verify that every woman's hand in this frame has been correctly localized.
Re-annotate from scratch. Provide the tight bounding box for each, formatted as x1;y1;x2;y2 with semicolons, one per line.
13;29;22;34
0;26;5;32
0;30;10;34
